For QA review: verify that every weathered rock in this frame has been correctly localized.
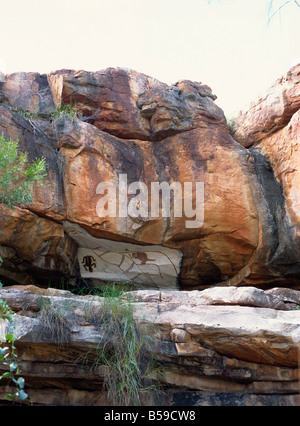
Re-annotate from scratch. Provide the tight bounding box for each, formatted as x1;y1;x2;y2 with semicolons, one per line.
0;73;5;103
253;109;300;245
266;287;300;305
0;65;300;290
48;68;225;141
0;68;263;289
0;72;55;114
0;205;77;284
0;287;299;406
233;63;300;147
1;64;300;407
0;104;64;220
169;391;300;407
226;70;300;288
171;286;293;310
0;103;77;286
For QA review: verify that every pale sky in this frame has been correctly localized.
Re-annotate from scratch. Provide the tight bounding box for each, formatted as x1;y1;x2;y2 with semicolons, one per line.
0;0;299;116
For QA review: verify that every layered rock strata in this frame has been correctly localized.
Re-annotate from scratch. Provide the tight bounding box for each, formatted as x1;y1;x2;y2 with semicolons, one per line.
0;286;299;406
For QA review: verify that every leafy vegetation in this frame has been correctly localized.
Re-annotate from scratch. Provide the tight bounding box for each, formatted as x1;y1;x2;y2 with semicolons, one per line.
0;135;47;402
30;281;164;405
11;101;80;123
11;107;39;120
0;284;28;401
53;101;80;121
0;134;46;207
226;116;236;135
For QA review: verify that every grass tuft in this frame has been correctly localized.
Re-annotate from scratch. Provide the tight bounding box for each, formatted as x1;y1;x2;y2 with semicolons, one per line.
82;282;165;406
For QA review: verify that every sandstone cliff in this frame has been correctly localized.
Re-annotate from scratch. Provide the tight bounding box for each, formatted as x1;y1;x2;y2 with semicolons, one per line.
0;65;300;406
0;65;299;290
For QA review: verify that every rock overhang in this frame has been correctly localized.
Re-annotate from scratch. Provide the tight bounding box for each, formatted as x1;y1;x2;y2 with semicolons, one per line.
0;65;299;290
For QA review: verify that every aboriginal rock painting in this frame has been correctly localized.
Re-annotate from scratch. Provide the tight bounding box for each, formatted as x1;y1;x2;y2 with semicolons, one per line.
78;247;181;289
81;255;97;273
64;222;182;290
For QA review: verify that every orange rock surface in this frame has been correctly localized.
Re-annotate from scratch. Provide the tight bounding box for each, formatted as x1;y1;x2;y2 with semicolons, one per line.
0;66;299;289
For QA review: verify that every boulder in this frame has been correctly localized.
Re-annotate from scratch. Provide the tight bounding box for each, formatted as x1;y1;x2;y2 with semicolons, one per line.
232;64;300;147
48;68;225;141
0;72;55;114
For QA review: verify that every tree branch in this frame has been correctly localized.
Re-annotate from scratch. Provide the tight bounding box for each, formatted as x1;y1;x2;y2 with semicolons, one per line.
268;0;297;22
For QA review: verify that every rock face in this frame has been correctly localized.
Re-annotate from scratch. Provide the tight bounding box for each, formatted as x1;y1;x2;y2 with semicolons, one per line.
48;69;224;141
232;64;300;147
0;64;300;407
0;67;261;290
0;65;299;290
1;72;55;114
0;286;299;406
231;63;300;288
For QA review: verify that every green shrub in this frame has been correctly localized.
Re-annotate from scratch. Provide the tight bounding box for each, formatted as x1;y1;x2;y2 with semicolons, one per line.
0;284;28;401
0;134;46;207
11;100;80;123
0;135;47;402
11;107;39;120
53;101;79;121
226;116;236;135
